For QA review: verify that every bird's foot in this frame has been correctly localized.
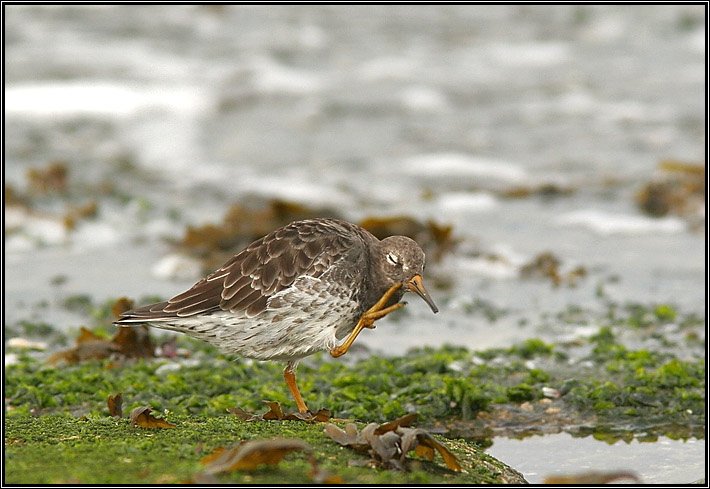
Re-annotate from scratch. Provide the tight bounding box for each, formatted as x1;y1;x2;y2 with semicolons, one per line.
330;283;404;358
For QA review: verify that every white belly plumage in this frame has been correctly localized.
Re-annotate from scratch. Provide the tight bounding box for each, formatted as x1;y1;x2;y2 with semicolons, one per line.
143;275;361;362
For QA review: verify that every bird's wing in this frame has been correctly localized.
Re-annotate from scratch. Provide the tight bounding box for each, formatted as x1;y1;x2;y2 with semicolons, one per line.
117;219;367;321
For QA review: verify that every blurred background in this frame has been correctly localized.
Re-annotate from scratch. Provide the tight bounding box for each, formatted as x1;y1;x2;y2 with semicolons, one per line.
4;5;706;483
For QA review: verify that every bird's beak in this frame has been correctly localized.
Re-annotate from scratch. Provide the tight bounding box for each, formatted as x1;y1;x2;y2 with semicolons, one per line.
408;275;439;314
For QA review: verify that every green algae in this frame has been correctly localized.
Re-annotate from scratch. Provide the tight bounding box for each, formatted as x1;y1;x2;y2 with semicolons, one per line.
4;413;522;484
5;316;704;435
4;300;705;483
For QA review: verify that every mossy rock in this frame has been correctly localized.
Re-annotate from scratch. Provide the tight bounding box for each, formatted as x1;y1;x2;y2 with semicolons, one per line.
4;414;526;484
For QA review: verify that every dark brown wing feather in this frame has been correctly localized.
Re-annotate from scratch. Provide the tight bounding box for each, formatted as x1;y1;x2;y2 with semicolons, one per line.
116;218;371;322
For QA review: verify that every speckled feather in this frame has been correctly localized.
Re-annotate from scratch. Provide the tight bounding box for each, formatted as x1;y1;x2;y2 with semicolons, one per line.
115;218;429;362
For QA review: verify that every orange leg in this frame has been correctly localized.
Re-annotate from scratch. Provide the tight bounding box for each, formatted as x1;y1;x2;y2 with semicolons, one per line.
330;283;404;358
283;364;309;413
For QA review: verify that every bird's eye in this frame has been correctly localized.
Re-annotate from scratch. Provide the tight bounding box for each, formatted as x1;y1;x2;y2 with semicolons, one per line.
386;253;399;266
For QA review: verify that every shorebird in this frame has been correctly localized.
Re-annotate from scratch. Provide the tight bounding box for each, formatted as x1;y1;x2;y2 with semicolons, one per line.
115;218;438;413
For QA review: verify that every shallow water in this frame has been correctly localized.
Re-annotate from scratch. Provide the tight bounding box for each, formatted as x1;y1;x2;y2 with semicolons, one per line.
4;4;706;483
486;433;706;484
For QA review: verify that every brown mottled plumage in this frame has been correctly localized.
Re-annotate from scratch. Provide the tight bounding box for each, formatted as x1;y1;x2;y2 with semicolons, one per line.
115;218;438;413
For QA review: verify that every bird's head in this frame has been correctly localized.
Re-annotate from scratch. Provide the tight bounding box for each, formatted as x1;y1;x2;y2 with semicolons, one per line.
378;235;438;313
